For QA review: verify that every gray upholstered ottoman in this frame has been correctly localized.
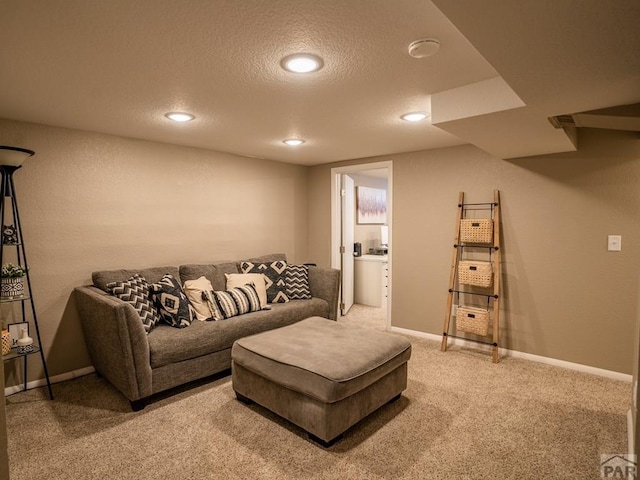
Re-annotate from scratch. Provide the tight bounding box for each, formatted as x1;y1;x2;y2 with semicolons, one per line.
231;316;411;446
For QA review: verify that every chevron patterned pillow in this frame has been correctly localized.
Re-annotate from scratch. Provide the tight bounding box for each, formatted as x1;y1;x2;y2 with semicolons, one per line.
285;264;312;300
107;274;161;334
239;260;289;303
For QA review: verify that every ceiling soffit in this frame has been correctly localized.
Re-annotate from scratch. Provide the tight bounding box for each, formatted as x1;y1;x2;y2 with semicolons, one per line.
1;1;639;163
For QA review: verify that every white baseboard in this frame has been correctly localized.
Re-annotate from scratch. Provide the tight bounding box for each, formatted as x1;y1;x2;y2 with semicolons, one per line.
390;326;633;383
4;366;95;397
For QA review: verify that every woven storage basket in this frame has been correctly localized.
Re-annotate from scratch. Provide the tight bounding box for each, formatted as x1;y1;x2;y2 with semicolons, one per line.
456;306;490;336
458;260;493;287
460;218;493;244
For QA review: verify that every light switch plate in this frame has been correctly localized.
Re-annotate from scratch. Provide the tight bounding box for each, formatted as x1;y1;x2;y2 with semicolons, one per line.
608;235;622;251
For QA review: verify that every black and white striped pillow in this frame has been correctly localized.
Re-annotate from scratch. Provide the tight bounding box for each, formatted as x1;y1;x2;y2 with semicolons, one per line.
202;284;262;321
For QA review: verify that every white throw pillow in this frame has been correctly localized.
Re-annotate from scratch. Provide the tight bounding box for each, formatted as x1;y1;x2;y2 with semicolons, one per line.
225;273;269;308
182;276;214;321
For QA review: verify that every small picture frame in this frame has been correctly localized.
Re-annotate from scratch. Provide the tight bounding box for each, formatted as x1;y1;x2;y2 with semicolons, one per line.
8;322;29;348
2;224;18;245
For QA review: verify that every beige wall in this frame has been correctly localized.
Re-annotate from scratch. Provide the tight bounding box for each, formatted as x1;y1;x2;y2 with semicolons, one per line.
0;119;310;387
309;128;640;374
1;119;638;386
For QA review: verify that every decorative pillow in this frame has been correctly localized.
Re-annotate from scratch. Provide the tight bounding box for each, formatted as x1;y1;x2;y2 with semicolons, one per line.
285;264;312;300
107;274;161;334
239;260;289;303
202;284;263;321
225;273;269;308
149;274;197;328
183;276;214;321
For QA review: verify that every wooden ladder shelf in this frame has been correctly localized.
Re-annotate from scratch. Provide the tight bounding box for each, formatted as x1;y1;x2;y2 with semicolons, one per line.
441;190;502;363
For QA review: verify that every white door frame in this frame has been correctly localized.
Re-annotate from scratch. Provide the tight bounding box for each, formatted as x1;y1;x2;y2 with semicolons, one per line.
340;173;355;315
330;161;393;328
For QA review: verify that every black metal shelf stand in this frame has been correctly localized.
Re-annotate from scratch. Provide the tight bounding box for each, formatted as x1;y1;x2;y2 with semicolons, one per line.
0;148;53;399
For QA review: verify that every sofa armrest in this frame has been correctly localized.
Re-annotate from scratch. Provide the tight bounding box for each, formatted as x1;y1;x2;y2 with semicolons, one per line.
73;286;152;401
308;266;341;321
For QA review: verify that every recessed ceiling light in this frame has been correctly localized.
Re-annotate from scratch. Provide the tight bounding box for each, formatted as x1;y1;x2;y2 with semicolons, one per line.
283;138;305;146
281;54;323;73
401;112;429;122
165;112;195;122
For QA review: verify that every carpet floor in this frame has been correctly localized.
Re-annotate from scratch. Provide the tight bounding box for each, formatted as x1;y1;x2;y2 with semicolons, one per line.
5;305;630;480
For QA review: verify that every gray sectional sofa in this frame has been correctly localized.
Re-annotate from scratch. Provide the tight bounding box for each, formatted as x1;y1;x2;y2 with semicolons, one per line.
74;254;340;410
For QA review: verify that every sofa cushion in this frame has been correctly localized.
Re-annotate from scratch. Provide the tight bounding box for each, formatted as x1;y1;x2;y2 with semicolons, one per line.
179;262;239;291
182;276;214;321
93;266;179;293
106;274;161;334
147;298;330;368
149;274;196;328
285;264;312;300
203;284;263;321
238;253;287;267
240;260;289;303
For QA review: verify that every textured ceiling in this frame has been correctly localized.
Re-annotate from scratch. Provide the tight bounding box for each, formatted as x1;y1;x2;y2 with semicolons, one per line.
1;0;639;165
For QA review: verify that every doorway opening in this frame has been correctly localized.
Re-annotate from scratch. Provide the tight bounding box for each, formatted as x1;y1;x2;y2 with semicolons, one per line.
330;161;392;330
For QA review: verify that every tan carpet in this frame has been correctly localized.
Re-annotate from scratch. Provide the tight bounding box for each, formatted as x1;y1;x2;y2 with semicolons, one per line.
339;303;387;331
5;309;629;479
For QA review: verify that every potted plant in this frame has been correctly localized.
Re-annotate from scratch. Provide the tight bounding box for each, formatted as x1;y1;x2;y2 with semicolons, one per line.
1;262;26;299
0;261;23;352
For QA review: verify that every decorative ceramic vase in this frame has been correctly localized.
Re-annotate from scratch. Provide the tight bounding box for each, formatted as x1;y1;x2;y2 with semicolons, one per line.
16;327;34;354
1;276;24;298
1;329;10;355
